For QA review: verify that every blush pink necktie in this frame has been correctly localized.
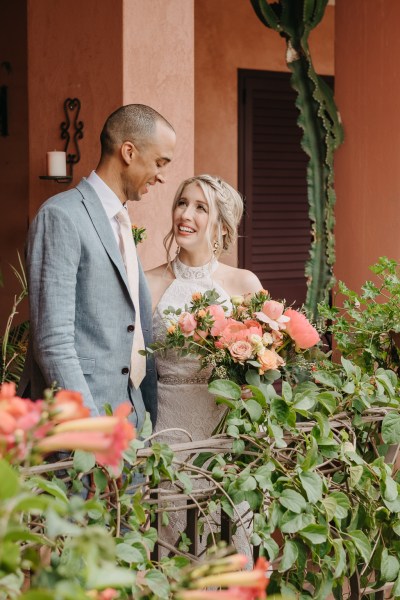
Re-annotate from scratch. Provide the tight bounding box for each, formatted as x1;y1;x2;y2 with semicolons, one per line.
116;208;146;389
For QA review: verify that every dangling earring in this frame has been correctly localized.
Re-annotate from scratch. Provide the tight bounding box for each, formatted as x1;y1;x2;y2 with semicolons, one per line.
213;240;220;255
175;245;180;256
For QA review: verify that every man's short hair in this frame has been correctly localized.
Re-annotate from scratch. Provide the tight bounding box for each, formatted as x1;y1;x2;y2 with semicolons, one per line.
100;104;174;156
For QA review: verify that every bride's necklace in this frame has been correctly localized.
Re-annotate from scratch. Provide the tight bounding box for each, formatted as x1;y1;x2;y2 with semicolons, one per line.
172;255;219;281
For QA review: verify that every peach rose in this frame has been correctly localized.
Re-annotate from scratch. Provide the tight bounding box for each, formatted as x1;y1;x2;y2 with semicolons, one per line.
284;308;320;349
178;311;197;337
258;348;285;373
229;340;253;363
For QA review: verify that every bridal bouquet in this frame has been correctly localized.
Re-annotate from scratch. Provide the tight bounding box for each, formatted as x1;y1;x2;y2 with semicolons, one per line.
150;289;320;386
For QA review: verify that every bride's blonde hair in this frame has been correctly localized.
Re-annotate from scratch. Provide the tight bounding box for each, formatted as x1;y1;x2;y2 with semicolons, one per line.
164;174;244;263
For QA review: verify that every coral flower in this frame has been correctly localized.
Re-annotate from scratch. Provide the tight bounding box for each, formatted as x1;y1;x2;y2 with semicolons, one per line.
284;308;320;349
189;557;270;600
52;389;90;421
37;402;135;472
255;300;290;331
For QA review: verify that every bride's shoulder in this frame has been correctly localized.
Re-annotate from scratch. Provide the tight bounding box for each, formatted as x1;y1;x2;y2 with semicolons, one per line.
145;263;171;278
217;263;263;295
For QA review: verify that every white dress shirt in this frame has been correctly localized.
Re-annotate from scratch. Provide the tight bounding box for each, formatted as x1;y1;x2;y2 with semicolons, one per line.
86;170;124;250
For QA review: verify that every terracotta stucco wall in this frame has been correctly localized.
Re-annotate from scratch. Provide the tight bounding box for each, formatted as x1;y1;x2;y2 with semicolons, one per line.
194;0;334;266
335;0;400;291
27;0;123;220
122;0;195;269
0;1;29;328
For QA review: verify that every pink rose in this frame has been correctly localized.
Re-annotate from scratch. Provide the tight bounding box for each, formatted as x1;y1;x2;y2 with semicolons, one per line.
207;304;226;321
284;308;320;349
229;341;253;363
178;312;197;337
243;319;263;339
218;319;248;345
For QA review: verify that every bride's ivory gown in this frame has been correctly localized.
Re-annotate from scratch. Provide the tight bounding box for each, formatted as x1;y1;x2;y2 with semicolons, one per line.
153;257;253;562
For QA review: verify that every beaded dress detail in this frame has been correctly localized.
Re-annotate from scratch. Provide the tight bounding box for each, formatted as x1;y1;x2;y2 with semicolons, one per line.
152;257;252;562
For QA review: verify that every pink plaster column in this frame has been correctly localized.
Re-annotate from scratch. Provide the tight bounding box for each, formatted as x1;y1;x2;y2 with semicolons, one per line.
123;0;195;269
335;0;400;291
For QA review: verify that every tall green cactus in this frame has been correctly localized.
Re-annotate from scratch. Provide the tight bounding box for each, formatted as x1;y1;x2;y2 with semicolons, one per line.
250;0;343;321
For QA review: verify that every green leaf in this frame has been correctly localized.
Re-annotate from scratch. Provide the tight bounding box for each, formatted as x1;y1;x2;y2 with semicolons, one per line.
280;512;313;534
208;379;241;400
237;474;257;492
145;569;171;599
299;524;328;544
93;467;108;493
301;436;318;470
348;530;372;562
0;460;20;499
116;542;145;564
313;370;342;389
349;465;364;487
282;381;292;402
332;539;346;578
271;398;290;423
176;472;193;493
322;497;337;521
86;565;136;589
382;474;398;502
330;491;350;519
279;489;307;513
73;449;96;473
381;548;400;582
19;592;55;600
382;412;400;444
280;539;298;572
299;471;323;503
317;392;338;414
31;477;69;504
244;399;263;422
263;536;280;561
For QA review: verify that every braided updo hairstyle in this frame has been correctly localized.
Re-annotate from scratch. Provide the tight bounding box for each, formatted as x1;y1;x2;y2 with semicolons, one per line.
164;174;244;263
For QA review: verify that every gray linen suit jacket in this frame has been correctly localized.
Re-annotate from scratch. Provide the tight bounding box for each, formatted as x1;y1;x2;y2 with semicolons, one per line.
19;179;157;426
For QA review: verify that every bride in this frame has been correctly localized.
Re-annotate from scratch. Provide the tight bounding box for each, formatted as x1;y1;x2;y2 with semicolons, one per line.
146;174;262;557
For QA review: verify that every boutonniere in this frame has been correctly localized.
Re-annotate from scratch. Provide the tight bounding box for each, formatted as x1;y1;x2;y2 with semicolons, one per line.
131;225;147;245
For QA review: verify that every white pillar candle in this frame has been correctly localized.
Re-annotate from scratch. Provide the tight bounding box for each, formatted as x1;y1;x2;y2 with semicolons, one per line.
47;151;67;177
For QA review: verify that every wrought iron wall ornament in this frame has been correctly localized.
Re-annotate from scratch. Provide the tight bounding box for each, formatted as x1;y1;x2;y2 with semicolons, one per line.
61;97;84;176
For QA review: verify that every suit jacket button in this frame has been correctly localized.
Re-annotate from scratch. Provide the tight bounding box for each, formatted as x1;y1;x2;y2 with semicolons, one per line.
121;367;129;375
127;324;135;332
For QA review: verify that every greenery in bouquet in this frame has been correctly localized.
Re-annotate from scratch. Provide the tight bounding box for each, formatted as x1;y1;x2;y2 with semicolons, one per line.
148;289;320;387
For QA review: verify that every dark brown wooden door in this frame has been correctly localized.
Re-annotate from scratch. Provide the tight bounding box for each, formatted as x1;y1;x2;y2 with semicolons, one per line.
238;69;333;306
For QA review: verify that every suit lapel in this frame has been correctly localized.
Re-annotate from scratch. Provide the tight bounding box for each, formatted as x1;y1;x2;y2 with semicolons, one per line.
76;179;132;301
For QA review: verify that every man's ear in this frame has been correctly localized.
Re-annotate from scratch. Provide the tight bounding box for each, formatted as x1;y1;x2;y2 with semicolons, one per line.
121;141;138;165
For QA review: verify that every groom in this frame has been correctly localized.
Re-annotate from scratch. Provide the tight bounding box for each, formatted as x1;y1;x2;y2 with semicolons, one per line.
19;104;176;429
